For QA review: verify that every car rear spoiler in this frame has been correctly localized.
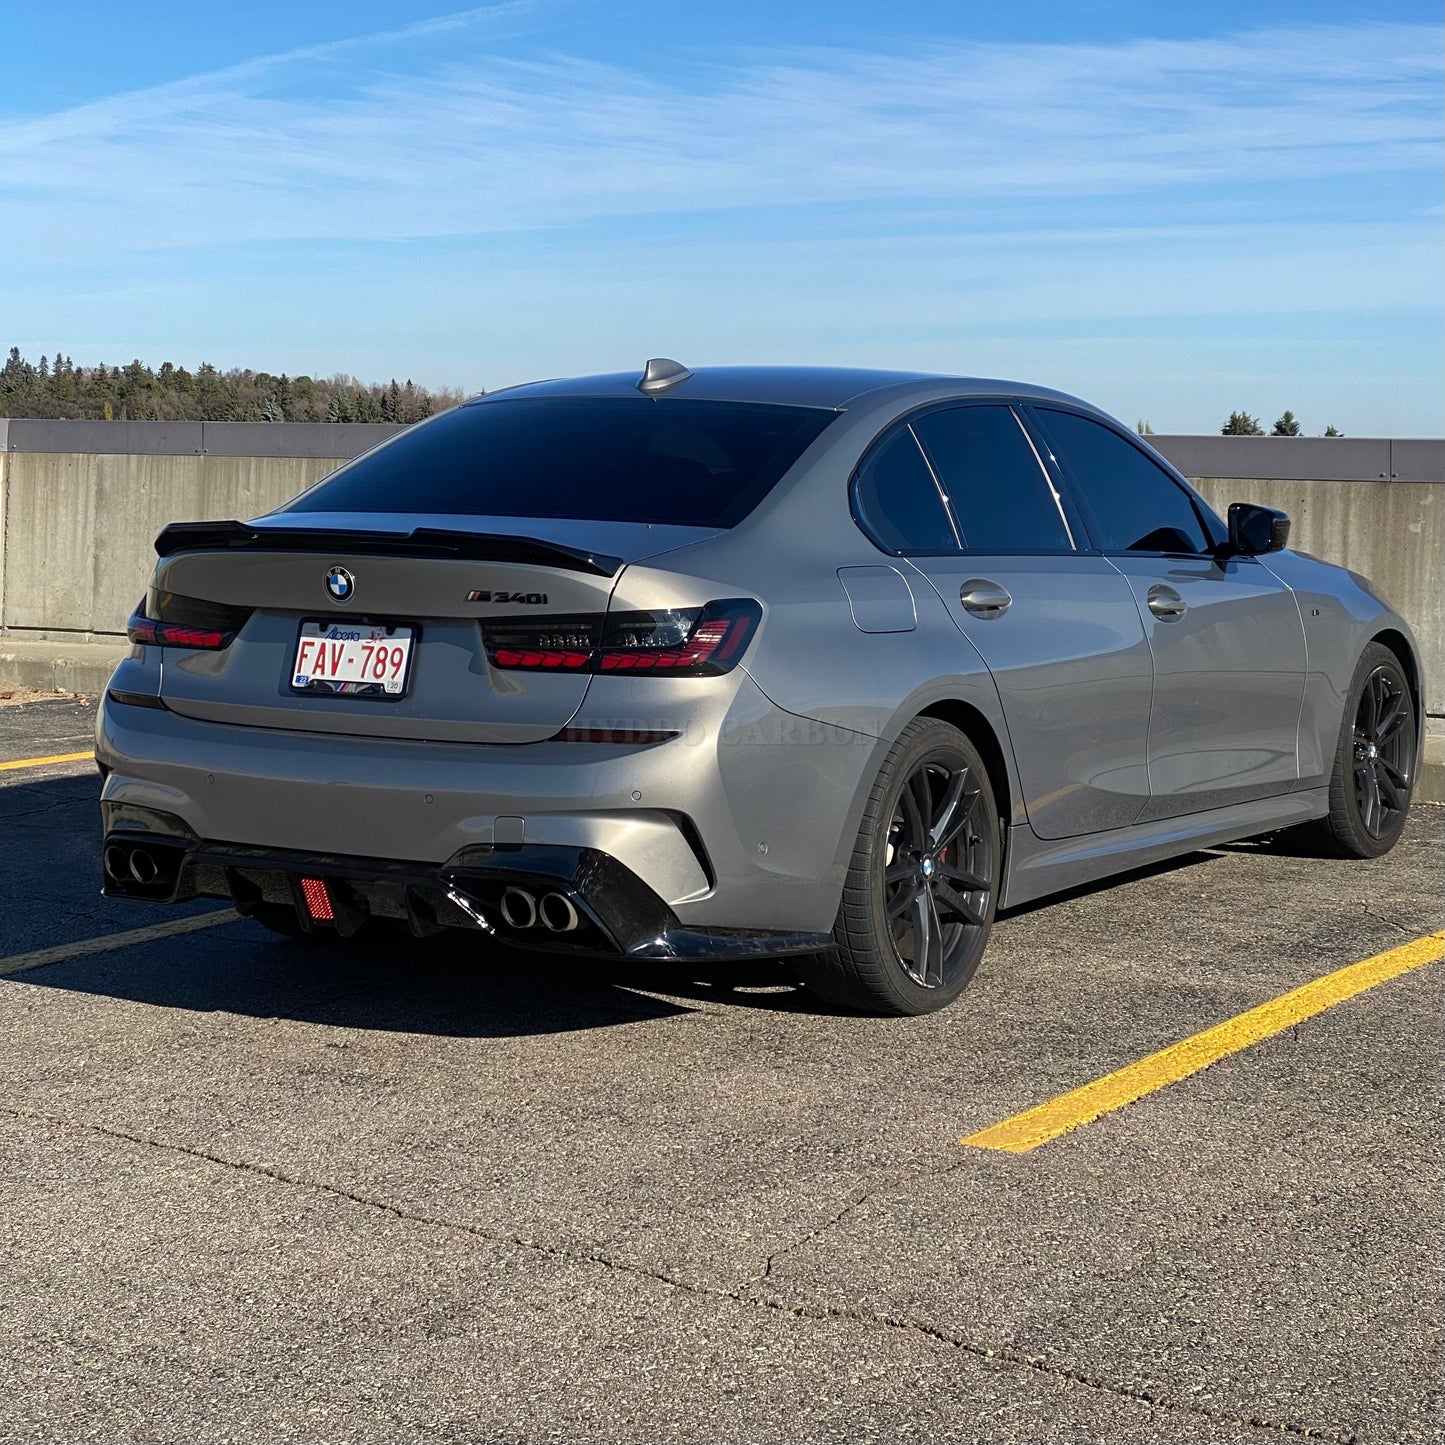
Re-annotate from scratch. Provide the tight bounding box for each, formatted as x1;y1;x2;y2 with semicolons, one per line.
153;521;624;578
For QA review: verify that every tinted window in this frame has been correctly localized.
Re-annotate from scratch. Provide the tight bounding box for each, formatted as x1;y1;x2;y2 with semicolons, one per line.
1036;410;1209;554
290;397;836;528
853;429;957;553
913;406;1071;552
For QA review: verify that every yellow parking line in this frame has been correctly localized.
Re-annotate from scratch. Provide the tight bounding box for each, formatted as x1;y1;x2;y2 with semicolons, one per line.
962;930;1445;1154
0;910;239;978
0;750;94;772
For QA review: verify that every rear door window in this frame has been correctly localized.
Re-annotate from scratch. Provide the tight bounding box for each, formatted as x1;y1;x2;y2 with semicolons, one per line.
852;428;959;553
1033;409;1211;554
912;405;1073;552
289;397;837;528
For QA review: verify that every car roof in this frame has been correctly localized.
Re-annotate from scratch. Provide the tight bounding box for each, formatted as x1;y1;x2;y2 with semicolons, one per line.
469;365;1098;413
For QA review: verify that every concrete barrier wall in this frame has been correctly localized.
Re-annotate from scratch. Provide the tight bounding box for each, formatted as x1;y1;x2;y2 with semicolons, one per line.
1191;477;1442;717
1;421;1440;715
1;452;350;638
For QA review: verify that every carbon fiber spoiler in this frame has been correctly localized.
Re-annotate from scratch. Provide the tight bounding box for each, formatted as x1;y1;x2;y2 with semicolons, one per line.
152;521;624;578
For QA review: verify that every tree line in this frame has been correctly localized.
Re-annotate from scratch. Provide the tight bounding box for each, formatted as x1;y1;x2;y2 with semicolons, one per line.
1137;412;1344;438
1218;410;1341;437
0;347;465;423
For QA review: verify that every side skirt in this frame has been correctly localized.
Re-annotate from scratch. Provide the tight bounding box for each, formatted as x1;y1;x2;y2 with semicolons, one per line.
1000;787;1330;909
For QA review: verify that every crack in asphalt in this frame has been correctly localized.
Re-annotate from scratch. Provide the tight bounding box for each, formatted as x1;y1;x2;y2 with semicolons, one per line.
0;792;97;823
1355;903;1419;939
760;1156;967;1281
7;1102;1356;1444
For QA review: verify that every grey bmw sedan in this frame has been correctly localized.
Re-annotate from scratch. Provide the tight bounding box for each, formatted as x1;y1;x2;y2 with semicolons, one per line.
96;362;1423;1015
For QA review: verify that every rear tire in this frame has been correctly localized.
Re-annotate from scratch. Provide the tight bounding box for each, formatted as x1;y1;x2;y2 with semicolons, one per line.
1307;641;1416;859
798;717;1000;1016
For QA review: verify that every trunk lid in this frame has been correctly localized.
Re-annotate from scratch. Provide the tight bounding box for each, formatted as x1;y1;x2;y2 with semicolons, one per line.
152;513;718;743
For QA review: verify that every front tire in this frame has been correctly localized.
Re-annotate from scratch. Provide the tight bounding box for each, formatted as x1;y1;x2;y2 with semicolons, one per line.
799;718;1000;1016
1309;641;1417;859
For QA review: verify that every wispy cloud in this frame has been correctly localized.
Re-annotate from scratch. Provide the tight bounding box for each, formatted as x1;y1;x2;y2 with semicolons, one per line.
1;19;1439;257
2;13;1439;430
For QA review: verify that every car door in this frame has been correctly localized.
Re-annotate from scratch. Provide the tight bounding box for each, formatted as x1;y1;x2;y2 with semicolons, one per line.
854;403;1154;840
1025;406;1307;820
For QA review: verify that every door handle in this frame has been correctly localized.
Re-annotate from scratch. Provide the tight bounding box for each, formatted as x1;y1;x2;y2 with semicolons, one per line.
959;580;1012;618
1147;584;1187;621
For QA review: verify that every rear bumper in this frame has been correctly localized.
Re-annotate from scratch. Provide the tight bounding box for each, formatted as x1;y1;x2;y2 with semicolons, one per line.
96;666;885;935
99;813;827;960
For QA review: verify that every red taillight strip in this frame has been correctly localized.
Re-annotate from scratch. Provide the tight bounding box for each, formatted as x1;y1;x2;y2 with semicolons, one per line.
126;612;231;650
597;618;735;672
490;647;593;671
486;600;760;677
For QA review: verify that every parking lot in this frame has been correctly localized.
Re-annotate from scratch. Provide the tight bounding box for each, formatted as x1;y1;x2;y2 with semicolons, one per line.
1;696;1441;1444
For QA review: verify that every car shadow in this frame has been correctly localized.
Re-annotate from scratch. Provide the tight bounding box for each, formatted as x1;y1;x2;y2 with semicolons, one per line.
1;772;818;1036
20;929;726;1038
2;772;1236;1035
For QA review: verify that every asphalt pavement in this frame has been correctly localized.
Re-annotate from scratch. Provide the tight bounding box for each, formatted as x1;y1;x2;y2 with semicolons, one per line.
1;699;1441;1444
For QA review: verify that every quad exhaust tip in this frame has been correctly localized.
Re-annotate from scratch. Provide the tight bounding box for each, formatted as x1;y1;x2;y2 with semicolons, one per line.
498;887;538;931
104;842;162;886
538;891;580;933
496;887;582;933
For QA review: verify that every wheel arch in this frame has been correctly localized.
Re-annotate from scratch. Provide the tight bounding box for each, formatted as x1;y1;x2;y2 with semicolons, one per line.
1370;627;1424;721
916;697;1014;833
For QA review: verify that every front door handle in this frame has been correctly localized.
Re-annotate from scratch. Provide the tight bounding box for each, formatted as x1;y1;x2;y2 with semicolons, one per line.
1147;584;1187;621
960;580;1012;618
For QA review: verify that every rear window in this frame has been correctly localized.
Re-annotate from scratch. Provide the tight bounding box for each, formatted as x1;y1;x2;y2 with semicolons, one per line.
289;397;837;528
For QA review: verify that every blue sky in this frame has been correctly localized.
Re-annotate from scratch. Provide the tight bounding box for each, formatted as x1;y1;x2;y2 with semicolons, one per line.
2;1;1441;434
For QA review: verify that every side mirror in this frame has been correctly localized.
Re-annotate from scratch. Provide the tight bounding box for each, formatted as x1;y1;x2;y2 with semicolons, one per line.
1227;502;1290;556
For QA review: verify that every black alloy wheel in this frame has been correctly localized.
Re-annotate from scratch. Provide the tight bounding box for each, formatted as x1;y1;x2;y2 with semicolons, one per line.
802;717;1001;1016
1350;662;1415;839
1309;641;1416;859
882;756;993;990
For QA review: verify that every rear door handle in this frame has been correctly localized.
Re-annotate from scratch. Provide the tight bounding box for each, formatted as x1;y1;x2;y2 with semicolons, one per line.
959;580;1012;618
1147;584;1187;621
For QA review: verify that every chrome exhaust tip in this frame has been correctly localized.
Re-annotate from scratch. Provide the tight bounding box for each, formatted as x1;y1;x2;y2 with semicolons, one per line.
498;887;538;930
103;844;131;882
538;891;581;933
127;848;160;885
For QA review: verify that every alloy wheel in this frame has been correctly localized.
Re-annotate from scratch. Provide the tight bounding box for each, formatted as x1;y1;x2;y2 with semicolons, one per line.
1352;664;1414;838
881;756;994;989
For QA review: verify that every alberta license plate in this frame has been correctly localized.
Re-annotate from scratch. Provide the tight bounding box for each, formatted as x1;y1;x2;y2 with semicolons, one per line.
291;620;415;696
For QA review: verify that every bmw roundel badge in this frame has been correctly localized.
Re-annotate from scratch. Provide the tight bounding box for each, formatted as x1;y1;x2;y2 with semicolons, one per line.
324;566;356;604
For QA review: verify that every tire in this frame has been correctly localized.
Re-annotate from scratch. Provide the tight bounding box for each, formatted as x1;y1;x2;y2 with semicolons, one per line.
798;717;1000;1016
1307;641;1417;859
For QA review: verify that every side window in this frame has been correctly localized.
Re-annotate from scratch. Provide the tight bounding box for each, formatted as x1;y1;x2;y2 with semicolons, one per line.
912;405;1072;552
852;428;958;553
1034;409;1210;554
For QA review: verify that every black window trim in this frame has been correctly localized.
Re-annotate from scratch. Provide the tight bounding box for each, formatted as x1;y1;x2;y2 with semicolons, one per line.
1019;403;1228;559
848;422;962;558
849;399;1084;559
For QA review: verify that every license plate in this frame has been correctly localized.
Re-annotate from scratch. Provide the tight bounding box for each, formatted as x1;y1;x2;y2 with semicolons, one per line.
291;621;416;697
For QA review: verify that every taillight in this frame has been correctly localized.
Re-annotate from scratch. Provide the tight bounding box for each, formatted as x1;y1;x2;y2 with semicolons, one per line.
484;599;761;677
126;590;252;649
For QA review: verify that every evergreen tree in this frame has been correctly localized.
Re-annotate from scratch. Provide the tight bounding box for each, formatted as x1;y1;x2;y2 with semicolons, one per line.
1221;411;1264;436
1271;411;1302;436
0;345;462;421
1324;424;1342;437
